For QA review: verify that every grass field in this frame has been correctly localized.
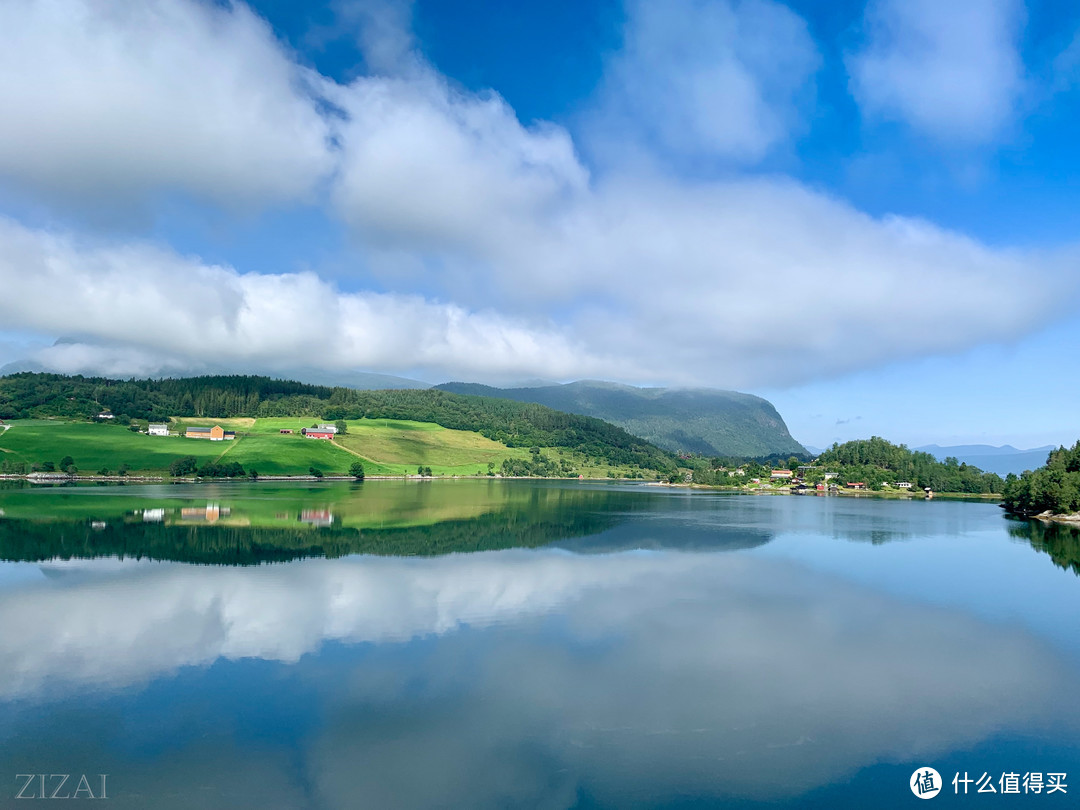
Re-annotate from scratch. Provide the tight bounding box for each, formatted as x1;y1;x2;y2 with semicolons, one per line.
334;418;534;476
0;417;577;478
0;420;225;474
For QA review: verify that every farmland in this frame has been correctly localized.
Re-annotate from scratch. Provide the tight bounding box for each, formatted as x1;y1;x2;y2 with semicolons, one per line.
0;419;223;475
0;417;608;478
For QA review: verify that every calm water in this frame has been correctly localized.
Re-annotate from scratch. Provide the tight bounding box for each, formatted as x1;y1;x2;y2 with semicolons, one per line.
1;480;1079;808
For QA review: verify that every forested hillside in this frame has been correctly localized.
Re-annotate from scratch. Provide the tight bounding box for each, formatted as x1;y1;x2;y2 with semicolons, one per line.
813;437;1004;493
1003;442;1080;516
436;380;805;458
0;373;676;473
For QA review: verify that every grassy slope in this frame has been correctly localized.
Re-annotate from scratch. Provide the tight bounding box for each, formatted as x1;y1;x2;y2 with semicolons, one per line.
0;420;223;474
0;417;634;478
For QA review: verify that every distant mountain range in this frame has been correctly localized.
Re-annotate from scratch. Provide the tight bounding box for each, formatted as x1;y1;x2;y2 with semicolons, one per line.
0;359;431;392
915;444;1056;477
436;380;806;458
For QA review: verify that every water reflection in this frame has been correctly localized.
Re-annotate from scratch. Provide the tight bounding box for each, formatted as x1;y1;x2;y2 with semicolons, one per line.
1007;516;1080;575
0;549;1074;807
0;482;1008;566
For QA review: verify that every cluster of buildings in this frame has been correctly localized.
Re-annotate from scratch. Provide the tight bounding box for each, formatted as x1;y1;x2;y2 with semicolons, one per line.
140;422;339;441
766;467;914;492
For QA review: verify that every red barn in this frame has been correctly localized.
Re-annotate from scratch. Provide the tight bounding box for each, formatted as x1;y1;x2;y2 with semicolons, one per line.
301;428;335;440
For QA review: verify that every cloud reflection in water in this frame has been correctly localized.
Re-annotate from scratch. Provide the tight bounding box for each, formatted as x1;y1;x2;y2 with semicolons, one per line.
0;548;1075;806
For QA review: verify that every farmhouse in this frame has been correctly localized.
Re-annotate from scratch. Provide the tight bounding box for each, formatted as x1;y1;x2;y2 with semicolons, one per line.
846;482;867;490
148;423;169;436
301;427;335;440
185;425;236;441
770;470;793;480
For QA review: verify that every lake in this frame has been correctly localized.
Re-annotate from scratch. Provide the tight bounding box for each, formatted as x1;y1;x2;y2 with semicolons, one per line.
1;479;1078;808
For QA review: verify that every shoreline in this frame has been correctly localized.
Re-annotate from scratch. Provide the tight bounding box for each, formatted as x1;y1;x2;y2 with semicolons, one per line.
0;473;624;485
651;481;1003;501
1027;510;1080;525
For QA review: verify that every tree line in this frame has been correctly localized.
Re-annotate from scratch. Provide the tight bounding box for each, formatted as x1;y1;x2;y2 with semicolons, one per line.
1002;441;1080;516
686;436;1004;494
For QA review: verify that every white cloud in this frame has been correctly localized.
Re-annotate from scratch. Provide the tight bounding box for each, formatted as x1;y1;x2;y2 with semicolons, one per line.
329;70;588;254
0;217;606;381
588;0;820;164
848;0;1026;142
0;0;333;207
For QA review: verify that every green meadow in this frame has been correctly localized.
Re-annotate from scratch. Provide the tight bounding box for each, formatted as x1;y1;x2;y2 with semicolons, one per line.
0;417;598;478
0;420;223;474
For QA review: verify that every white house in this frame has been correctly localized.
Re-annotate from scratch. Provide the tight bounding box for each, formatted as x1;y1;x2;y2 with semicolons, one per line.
896;481;913;489
148;423;169;436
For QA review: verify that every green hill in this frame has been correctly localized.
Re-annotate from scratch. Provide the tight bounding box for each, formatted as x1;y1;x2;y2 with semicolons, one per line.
814;436;1004;494
0;373;676;477
435;380;805;458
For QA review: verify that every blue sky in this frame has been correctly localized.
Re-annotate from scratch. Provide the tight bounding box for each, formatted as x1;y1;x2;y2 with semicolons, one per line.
0;0;1077;449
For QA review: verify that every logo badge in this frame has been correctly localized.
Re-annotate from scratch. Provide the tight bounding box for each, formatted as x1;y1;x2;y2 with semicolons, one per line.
911;767;942;799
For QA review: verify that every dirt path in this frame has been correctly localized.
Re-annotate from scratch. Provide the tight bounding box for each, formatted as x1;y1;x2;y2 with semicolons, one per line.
213;436;242;463
330;438;378;465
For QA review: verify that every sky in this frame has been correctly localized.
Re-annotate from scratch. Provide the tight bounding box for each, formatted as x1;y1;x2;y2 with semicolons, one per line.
0;0;1077;449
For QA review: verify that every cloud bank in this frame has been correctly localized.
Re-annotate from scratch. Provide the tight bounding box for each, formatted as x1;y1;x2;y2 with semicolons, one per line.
0;0;1075;388
0;218;605;381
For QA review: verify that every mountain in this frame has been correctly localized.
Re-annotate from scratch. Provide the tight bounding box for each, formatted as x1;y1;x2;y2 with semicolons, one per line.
915;444;1056;477
435;380;805;458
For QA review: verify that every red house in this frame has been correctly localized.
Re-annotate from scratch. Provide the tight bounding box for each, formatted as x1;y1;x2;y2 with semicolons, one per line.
301;428;335;440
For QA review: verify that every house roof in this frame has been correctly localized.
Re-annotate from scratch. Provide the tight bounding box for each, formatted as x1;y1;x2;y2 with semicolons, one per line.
186;427;212;433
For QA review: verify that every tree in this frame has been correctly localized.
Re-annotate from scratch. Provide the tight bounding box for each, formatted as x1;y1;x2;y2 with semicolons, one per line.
335;420;347;435
60;455;74;470
423;466;433;477
169;456;198;477
309;466;324;479
248;468;259;481
350;461;365;480
118;463;129;477
418;465;425;476
98;467;110;476
42;461;55;472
